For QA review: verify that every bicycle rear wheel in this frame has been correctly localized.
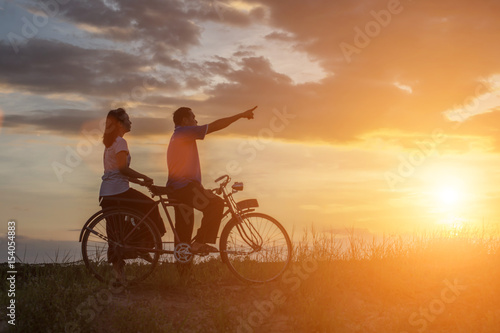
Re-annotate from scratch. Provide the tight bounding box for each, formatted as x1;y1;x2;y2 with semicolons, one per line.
81;209;162;285
220;212;292;283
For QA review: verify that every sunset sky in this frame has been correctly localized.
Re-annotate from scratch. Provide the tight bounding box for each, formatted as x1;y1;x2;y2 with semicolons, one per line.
1;0;500;262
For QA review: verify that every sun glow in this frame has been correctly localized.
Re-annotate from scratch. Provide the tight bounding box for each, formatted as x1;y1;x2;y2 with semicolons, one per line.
426;169;468;209
424;169;475;229
436;186;463;206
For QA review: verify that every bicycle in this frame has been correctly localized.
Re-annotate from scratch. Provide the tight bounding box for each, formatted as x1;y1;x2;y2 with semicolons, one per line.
79;175;292;285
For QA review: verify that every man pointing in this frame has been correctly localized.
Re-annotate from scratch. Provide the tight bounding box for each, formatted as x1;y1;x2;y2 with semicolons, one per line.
167;106;257;253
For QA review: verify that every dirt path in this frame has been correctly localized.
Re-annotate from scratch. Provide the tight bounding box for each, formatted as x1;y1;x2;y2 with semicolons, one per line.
103;281;294;332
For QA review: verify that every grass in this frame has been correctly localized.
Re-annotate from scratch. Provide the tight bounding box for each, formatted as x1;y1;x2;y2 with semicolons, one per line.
1;225;499;332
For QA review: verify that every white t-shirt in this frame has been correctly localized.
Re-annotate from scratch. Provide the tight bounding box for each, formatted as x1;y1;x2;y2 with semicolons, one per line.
99;136;131;196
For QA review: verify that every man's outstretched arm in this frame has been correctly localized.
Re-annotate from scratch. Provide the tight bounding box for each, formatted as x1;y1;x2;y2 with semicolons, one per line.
206;106;257;134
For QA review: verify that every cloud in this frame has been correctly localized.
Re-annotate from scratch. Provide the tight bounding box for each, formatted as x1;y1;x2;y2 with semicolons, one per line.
28;0;261;53
2;108;172;137
264;31;295;42
246;0;500;139
0;39;177;97
184;55;448;143
3;109;101;134
23;0;201;51
394;81;413;94
4;0;500;147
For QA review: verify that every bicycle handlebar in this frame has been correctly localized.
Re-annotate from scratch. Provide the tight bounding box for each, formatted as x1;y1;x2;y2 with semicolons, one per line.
215;174;229;183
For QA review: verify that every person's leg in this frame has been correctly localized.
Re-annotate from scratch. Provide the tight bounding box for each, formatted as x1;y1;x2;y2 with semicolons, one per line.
169;185;196;245
100;196;118;263
100;196;124;279
189;183;225;244
173;204;194;244
115;188;166;236
199;195;224;244
169;182;224;246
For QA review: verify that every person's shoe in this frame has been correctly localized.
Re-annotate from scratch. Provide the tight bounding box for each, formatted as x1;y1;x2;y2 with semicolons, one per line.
112;260;126;285
138;251;154;263
190;242;219;253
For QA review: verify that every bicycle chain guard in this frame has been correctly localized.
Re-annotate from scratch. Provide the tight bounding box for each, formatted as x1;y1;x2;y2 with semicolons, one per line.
174;243;193;263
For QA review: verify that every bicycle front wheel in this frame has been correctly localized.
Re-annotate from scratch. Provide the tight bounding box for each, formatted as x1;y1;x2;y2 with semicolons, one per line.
220;212;292;283
81;209;162;285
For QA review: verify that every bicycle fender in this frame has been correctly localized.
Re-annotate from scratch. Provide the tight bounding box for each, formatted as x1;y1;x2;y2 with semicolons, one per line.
79;210;106;242
79;207;158;242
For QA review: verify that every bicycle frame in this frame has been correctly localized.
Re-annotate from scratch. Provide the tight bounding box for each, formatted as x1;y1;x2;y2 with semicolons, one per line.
79;175;260;255
81;175;292;284
80;197;185;255
216;176;264;250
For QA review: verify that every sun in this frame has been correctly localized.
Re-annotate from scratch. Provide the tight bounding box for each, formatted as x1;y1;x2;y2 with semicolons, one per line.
428;172;467;208
427;174;473;230
426;174;471;229
436;186;462;206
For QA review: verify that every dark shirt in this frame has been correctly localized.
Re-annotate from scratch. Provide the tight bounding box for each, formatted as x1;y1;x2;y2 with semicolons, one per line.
166;124;208;189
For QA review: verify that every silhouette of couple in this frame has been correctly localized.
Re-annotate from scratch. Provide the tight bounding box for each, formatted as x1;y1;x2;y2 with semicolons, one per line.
98;106;257;271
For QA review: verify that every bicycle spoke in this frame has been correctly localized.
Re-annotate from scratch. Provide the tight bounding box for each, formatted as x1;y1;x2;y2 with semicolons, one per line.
82;210;161;285
220;212;292;283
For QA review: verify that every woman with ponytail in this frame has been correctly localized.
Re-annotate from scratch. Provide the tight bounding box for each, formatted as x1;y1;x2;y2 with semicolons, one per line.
99;108;165;278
